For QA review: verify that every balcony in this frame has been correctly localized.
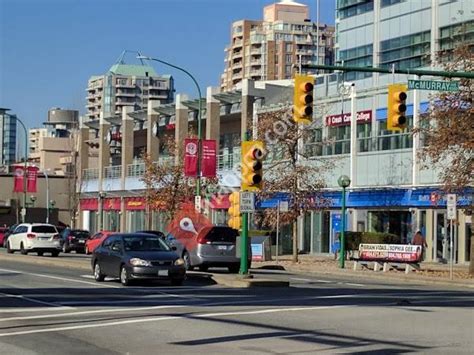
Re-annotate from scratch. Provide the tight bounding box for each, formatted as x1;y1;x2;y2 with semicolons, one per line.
104;165;122;179
83;168;99;180
116;91;136;97
116;82;135;88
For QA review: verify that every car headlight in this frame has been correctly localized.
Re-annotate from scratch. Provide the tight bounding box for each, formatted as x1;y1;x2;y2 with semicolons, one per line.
129;258;152;267
174;258;185;266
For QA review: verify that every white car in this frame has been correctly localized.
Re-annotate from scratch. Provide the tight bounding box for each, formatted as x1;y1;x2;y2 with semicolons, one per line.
7;223;61;257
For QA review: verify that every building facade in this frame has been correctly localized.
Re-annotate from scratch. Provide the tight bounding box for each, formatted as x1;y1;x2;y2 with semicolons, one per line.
220;0;335;91
0;108;18;167
86;55;175;121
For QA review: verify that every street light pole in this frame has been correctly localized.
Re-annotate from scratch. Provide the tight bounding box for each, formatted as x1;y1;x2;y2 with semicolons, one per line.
10;116;28;223
337;175;351;269
137;55;203;197
44;170;50;224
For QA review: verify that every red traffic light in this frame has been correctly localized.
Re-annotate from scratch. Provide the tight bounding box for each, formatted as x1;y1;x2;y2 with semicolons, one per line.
300;82;313;92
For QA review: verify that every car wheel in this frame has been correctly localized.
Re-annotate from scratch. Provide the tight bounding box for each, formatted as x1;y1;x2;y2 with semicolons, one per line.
170;278;184;286
94;262;105;282
37;251;44;256
198;265;208;272
120;265;131;286
62;244;70;253
51;251;59;257
20;243;28;255
6;241;14;254
183;251;194;271
228;265;240;273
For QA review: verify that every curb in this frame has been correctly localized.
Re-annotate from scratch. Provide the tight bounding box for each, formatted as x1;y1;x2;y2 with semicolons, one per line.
212;274;290;288
266;264;474;289
0;253;91;271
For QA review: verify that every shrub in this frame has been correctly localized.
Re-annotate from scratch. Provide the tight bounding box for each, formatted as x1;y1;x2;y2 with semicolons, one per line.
345;231;401;250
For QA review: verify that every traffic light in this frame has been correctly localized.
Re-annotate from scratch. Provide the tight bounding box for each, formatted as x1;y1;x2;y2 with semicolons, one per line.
387;84;408;131
241;141;264;192
293;74;315;124
227;191;241;230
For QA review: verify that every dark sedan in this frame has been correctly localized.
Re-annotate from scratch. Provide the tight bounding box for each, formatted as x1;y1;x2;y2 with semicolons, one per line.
91;233;186;286
61;229;90;253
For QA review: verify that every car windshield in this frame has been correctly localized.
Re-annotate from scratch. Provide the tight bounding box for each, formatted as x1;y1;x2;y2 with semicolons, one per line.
32;226;57;233
123;236;170;252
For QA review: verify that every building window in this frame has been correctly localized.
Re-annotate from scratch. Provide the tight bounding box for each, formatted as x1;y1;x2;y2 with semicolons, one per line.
337;0;374;19
438;20;474;61
285;43;293;52
339;44;373;80
380;31;431;69
285;54;292;63
381;0;405;7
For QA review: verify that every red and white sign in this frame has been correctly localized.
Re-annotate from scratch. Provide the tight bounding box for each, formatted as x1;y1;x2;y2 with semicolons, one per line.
103;198;121;211
27;167;39;193
125;197;146;210
184;138;199;177
80;199;99;211
326;110;372;127
201;139;217;178
13;166;25;193
359;244;422;263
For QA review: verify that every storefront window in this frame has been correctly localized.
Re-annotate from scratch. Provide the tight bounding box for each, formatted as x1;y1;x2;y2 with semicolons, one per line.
103;211;120;232
127;211;145;232
368;210;411;244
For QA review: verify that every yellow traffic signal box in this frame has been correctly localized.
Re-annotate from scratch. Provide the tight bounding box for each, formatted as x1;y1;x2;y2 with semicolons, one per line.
293;74;314;124
241;141;264;192
227;191;241;230
387;84;408;131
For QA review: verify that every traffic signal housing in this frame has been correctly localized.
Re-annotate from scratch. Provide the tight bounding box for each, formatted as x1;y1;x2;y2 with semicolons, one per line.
387;84;408;131
227;191;241;230
241;141;265;192
293;74;315;124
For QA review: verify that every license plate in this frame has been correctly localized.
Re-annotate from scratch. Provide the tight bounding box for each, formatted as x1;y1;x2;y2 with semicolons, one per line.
78;240;85;243
158;270;169;276
217;245;228;250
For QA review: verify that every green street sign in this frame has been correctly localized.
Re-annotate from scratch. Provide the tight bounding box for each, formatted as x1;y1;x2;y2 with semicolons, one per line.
408;79;459;92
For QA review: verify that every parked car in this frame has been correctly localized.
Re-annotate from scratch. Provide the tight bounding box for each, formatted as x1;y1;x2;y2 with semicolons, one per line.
6;223;61;256
2;224;18;248
136;230;165;239
166;225;251;273
0;227;8;247
91;232;186;286
61;229;91;253
85;231;114;254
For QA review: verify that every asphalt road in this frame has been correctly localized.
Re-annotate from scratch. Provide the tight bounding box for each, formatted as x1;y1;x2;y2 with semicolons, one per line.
0;254;473;354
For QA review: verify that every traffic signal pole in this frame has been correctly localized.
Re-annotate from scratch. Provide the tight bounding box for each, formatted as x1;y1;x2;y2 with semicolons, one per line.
240;132;250;276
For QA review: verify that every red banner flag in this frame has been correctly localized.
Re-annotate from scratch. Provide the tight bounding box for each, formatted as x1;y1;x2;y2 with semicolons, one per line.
201;139;217;178
27;166;39;193
13;166;25;193
184;138;199;177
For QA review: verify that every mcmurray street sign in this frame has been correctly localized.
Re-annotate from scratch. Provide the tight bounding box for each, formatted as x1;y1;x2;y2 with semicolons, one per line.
408;79;459;92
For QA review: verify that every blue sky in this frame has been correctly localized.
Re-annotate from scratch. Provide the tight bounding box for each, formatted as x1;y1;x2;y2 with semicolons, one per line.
0;0;335;130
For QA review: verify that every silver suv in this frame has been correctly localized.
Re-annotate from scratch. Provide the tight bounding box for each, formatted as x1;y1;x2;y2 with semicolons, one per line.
166;226;250;273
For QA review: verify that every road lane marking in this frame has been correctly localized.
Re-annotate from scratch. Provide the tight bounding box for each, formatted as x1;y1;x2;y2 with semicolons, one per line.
345;283;365;287
0;305;186;322
0;267;121;289
0;292;74;309
0;305;348;337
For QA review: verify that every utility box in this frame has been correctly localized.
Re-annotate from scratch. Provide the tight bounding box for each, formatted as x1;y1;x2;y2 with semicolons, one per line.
250;235;271;262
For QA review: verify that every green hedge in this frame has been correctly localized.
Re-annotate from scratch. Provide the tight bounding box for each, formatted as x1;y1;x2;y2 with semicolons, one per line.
344;231;401;251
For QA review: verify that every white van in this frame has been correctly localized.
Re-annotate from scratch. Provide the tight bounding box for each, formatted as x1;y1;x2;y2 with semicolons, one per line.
7;223;61;257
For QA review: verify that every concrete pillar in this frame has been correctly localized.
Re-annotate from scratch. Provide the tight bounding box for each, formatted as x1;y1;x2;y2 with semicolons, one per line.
120;197;126;232
98;111;110;191
146;100;161;163
241;80;255;139
77;123;90;230
206;87;221;142
121;106;134;189
175;94;189;163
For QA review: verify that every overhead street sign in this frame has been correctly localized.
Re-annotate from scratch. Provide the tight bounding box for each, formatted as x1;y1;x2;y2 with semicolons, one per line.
408;79;459;92
240;192;255;213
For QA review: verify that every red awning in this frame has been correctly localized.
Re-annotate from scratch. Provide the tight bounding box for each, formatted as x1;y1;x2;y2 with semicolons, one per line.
103;198;121;211
125;197;146;210
80;198;98;211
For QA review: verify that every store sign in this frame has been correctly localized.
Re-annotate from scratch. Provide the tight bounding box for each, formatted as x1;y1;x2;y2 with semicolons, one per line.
125;198;145;210
201;139;217;178
359;244;422;262
326;110;372;127
103;198;121;211
80;199;99;211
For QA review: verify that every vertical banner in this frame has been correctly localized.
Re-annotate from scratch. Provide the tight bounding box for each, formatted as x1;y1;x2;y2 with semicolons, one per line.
13;166;25;193
201;139;217;178
27;166;39;193
184;138;199;177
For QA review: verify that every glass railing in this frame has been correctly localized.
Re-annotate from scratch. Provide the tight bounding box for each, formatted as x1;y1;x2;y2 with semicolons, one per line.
83;168;99;180
104;165;122;179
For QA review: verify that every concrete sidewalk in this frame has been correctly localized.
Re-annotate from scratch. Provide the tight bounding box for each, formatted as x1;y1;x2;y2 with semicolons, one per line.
254;254;474;288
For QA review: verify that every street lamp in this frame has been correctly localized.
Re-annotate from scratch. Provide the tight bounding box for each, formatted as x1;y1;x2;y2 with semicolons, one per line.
30;195;36;207
337;174;351;269
136;55;203;198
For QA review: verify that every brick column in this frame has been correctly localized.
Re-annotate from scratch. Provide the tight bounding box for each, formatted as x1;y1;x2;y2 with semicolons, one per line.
121;106;134;190
175;93;189;163
146;100;161;163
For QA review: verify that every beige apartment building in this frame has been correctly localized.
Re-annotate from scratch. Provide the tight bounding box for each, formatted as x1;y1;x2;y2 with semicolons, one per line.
221;0;334;91
86;53;174;121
